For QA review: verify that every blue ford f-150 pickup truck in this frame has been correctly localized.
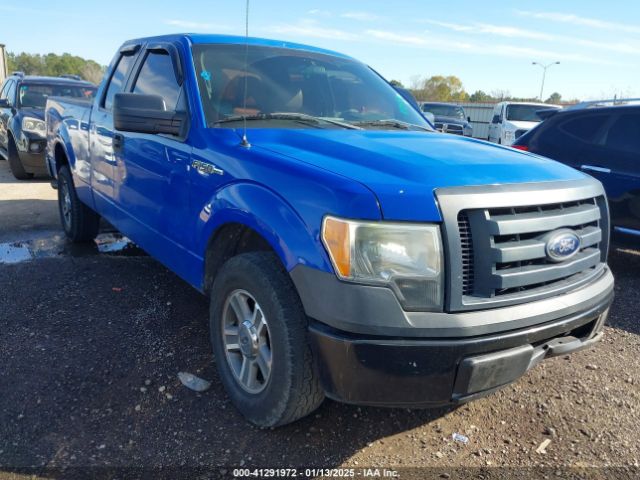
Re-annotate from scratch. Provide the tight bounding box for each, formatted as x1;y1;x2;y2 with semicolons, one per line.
46;34;614;427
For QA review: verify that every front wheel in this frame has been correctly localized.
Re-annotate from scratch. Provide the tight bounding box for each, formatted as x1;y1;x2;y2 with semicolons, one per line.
7;136;33;180
57;165;100;242
210;252;324;427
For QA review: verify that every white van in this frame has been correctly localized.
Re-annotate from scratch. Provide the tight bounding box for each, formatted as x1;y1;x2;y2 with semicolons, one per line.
488;102;561;145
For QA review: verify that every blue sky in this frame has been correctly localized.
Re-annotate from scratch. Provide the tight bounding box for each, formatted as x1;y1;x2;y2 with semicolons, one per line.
1;0;639;100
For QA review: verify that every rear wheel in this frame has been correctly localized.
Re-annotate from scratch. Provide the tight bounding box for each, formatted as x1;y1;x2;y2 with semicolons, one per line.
210;252;324;427
7;136;33;180
57;165;100;242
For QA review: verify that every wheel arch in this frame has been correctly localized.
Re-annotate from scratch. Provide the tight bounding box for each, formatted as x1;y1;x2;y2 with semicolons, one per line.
199;182;333;294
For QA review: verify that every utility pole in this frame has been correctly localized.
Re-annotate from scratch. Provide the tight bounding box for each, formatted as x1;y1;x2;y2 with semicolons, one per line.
532;61;560;101
0;44;7;84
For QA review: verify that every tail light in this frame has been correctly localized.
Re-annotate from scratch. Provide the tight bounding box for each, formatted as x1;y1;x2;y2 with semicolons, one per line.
512;145;529;151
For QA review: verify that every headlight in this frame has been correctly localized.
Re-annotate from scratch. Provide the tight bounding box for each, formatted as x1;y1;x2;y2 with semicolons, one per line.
321;216;444;310
22;117;46;137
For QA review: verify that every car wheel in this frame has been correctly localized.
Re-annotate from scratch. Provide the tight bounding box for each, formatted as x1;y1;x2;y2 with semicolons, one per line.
498;138;502;145
210;252;324;427
7;135;33;180
57;165;100;242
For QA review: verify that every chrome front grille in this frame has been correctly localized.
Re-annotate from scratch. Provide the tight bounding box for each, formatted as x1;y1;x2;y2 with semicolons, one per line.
435;123;464;135
465;198;602;298
436;179;610;312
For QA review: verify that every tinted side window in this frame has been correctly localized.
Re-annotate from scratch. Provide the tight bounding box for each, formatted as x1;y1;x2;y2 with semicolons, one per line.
560;114;609;143
103;54;136;110
132;52;183;111
605;113;640;154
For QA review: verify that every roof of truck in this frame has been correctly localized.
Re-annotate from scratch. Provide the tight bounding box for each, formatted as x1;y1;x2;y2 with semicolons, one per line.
9;74;94;87
122;33;355;61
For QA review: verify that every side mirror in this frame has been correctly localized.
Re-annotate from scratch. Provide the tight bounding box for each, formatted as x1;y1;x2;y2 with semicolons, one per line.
492;115;500;124
467;116;472;123
113;93;186;136
0;99;10;108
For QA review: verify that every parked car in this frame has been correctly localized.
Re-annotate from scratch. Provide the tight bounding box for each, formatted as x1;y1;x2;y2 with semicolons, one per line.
0;72;96;179
46;34;613;427
513;101;640;237
488;101;561;146
421;102;472;136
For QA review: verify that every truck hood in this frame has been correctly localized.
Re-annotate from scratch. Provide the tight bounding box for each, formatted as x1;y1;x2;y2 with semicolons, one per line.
246;129;587;222
434;115;469;127
19;108;45;121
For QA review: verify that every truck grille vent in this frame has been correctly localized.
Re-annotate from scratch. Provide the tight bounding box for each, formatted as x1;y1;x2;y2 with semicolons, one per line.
458;212;474;295
459;196;606;303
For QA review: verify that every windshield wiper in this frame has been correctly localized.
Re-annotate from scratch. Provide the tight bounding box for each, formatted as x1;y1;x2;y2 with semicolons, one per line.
213;112;362;130
352;119;432;131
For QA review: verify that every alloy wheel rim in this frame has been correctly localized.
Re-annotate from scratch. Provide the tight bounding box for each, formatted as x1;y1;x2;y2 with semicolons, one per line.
221;289;272;394
60;179;72;229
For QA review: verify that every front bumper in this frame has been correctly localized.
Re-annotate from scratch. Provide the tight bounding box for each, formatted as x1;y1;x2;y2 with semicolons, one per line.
291;262;613;407
16;133;47;174
309;298;610;407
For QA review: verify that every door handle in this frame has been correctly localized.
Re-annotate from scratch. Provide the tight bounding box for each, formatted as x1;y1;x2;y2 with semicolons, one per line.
113;134;124;150
581;164;611;174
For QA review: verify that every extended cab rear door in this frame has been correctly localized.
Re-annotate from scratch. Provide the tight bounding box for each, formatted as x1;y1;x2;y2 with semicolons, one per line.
90;45;141;208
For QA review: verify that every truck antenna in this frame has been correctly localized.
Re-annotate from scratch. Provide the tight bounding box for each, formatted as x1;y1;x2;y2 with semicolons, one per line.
240;0;251;148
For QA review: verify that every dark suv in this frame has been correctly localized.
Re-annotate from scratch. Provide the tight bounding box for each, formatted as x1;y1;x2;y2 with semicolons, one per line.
0;73;96;179
513;101;640;237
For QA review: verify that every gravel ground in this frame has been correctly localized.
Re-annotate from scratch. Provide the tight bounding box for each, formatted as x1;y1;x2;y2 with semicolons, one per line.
0;161;639;479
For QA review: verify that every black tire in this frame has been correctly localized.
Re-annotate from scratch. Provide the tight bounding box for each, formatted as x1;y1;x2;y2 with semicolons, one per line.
57;165;100;242
7;135;33;180
210;252;324;427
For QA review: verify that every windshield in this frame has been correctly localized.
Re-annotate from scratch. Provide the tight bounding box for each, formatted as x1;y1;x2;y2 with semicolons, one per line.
19;83;96;109
506;104;558;122
422;104;465;120
192;44;429;130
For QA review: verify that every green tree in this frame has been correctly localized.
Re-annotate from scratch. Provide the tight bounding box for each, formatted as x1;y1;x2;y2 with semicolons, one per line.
424;75;468;102
469;90;492;103
389;79;404;87
410;75;469;102
7;51;105;84
546;92;562;104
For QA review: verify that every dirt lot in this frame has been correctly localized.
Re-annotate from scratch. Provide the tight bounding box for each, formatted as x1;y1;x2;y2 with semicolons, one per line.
0;160;639;479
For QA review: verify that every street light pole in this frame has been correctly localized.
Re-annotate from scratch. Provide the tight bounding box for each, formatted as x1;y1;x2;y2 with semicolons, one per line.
532;61;560;101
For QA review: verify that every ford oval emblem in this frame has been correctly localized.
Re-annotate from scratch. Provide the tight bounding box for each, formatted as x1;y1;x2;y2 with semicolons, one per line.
545;229;581;262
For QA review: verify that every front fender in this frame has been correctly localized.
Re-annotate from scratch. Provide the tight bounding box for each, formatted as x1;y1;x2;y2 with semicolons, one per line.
196;182;333;273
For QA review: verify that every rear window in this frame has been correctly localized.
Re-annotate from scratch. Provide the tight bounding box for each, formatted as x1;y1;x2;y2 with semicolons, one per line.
560;114;609;143
19;83;96;109
506;105;557;122
604;113;640;154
